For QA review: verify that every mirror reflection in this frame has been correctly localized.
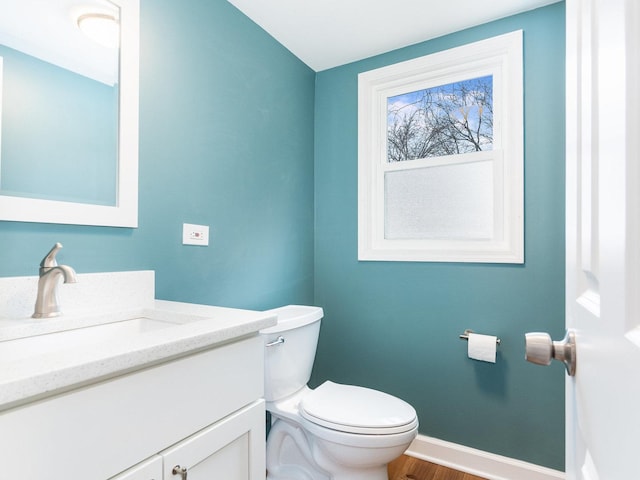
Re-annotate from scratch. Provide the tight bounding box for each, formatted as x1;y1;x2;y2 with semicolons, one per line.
0;0;120;206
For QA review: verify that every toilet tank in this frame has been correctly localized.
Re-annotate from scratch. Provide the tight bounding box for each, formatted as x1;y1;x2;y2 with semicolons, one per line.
260;305;323;402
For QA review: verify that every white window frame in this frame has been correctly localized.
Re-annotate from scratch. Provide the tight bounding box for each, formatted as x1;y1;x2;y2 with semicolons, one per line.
358;30;523;263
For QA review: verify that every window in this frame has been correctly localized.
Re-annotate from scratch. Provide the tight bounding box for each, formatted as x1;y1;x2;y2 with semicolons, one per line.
358;31;523;263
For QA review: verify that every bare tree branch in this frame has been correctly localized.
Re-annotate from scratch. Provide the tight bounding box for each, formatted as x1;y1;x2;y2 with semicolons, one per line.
386;76;493;162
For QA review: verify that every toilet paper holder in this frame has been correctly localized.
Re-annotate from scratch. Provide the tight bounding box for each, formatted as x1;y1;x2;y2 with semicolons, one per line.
459;329;501;345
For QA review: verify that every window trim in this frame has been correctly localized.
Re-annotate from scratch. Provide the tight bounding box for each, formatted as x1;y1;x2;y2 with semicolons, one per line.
358;30;523;263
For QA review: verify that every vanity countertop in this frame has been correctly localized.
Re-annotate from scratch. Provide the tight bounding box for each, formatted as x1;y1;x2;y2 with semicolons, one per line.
0;300;276;412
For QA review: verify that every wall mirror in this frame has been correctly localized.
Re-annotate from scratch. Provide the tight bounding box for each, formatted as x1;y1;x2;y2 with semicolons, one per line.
0;0;139;227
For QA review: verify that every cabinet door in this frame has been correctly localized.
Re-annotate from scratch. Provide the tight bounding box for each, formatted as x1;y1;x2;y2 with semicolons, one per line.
162;400;265;480
110;456;163;480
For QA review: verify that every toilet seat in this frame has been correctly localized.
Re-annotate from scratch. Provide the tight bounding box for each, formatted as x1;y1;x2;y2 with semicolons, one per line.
300;381;418;435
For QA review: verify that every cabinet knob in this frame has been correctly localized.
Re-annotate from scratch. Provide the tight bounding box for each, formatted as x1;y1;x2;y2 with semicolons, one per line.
172;465;188;480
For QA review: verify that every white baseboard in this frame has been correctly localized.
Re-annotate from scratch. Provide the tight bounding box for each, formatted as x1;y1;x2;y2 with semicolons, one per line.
405;434;565;480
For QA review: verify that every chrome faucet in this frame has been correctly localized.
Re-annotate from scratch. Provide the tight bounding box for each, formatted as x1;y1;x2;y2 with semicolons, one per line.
32;243;77;319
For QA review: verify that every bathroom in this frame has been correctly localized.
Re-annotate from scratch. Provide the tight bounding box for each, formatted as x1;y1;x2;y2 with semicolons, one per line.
0;0;596;478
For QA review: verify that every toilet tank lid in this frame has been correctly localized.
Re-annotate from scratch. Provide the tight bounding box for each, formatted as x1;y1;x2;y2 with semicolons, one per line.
260;305;324;334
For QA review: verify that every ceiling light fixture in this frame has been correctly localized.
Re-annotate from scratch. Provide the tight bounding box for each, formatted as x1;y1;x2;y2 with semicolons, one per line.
77;13;119;49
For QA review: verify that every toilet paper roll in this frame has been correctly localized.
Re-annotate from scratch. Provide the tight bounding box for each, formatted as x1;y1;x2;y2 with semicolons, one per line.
468;333;497;363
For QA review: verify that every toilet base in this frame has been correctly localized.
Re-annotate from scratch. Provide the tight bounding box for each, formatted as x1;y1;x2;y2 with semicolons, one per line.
266;416;407;480
266;418;330;480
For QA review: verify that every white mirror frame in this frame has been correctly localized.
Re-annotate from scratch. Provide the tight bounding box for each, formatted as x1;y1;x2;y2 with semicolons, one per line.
0;0;139;227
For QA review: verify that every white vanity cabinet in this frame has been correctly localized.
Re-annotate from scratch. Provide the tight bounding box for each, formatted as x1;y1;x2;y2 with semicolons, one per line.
160;400;265;480
111;400;265;480
111;456;163;480
0;335;266;480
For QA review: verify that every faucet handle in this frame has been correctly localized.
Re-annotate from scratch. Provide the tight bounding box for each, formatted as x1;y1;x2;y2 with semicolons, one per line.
40;242;63;268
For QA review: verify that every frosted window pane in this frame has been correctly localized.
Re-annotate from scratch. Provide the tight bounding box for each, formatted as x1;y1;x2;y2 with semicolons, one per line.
385;161;494;240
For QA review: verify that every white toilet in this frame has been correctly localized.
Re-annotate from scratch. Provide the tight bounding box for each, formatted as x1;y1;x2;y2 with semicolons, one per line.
261;305;418;480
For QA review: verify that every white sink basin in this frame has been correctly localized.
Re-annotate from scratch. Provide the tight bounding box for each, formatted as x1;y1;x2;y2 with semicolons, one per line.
0;316;180;362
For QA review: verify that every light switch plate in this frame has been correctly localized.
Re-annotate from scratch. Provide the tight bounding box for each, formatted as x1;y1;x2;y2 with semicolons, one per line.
182;223;209;246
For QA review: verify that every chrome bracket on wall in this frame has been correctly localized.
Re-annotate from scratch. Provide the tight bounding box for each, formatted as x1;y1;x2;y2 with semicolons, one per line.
459;329;501;345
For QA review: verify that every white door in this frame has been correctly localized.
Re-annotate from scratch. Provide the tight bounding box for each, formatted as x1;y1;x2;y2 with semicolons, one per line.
565;0;640;478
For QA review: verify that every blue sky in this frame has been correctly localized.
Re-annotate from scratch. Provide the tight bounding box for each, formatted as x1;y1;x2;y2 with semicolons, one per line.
386;75;494;160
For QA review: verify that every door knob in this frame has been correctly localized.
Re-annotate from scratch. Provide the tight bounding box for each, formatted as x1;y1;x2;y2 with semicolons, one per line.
525;330;576;376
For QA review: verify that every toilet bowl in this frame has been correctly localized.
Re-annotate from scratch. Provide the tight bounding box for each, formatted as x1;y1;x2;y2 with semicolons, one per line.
261;305;418;480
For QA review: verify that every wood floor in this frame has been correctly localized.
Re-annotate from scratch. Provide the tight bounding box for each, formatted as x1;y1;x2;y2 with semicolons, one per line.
388;455;488;480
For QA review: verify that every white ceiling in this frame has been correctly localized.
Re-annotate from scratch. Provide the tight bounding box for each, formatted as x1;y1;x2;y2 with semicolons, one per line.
226;0;561;71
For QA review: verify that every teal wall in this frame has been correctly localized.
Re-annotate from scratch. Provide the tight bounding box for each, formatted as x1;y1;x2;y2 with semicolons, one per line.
312;3;566;471
0;0;566;471
0;0;316;310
